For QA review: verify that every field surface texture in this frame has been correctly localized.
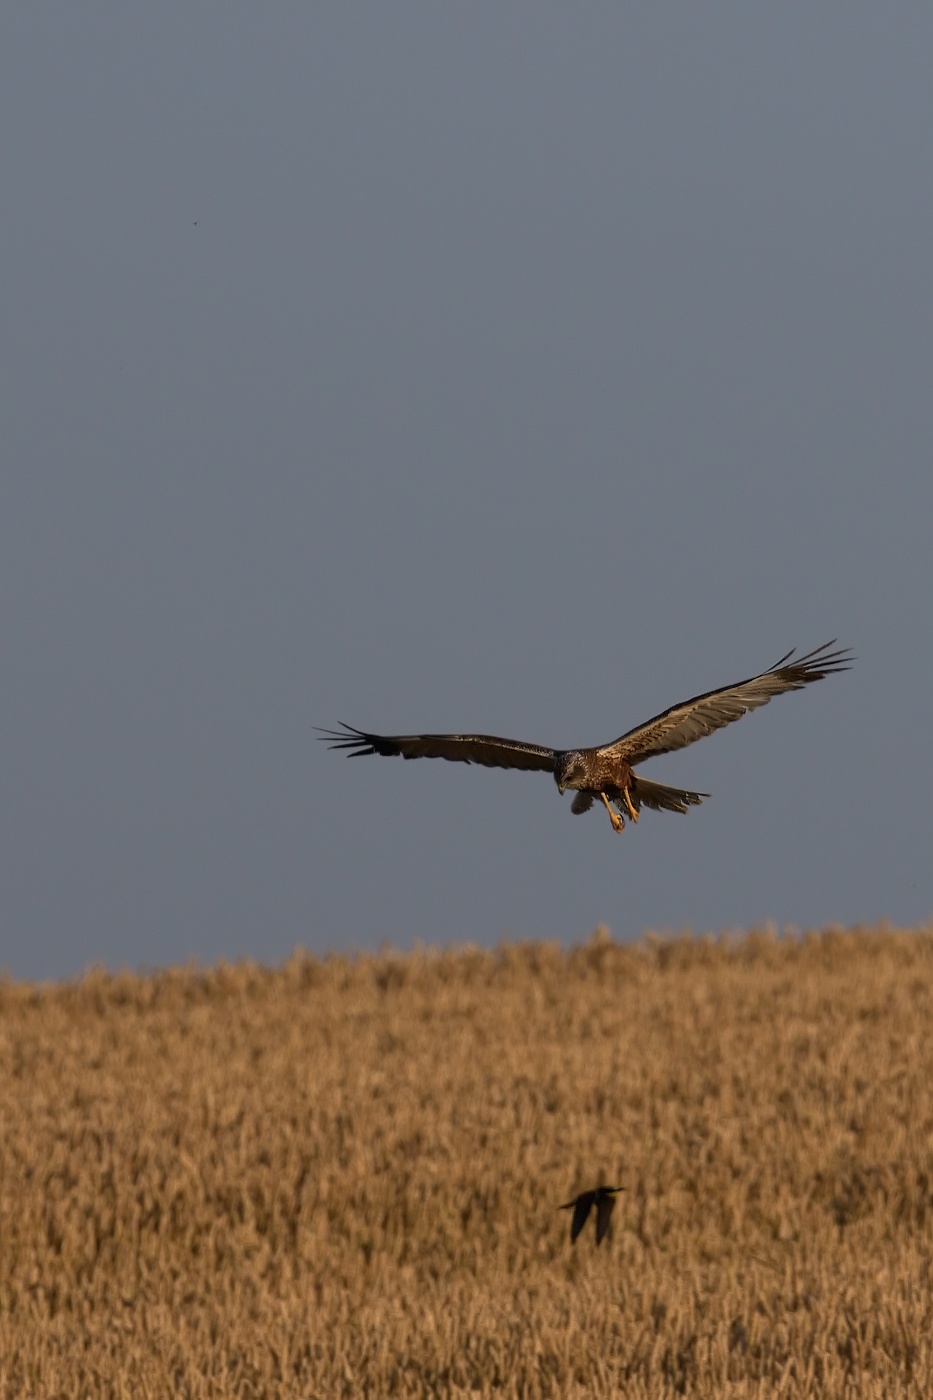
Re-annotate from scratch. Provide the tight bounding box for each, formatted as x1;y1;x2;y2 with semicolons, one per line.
2;925;933;1398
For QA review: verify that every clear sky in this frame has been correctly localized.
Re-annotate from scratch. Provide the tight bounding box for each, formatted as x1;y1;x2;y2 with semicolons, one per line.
3;6;931;982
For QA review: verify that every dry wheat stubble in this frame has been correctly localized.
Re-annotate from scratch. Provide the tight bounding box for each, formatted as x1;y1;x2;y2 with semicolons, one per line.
1;926;932;1396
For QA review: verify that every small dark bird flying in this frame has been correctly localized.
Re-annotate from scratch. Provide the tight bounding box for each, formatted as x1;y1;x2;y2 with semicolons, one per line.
318;641;851;834
560;1186;623;1245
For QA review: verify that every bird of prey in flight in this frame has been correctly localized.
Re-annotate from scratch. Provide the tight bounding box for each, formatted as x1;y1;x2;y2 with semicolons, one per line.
560;1186;623;1245
318;641;851;834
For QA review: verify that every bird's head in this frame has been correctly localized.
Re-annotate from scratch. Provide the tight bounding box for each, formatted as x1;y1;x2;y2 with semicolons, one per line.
554;750;588;794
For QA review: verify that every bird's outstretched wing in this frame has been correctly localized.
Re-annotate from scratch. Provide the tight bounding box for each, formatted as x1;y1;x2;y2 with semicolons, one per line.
560;1193;594;1243
600;641;853;765
594;1193;617;1244
317;724;556;773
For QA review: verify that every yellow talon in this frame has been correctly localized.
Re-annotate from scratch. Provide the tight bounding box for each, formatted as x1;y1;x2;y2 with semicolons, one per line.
623;787;639;823
599;792;625;833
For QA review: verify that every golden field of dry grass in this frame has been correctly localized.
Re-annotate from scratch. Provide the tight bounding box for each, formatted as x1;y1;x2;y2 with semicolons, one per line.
2;924;933;1397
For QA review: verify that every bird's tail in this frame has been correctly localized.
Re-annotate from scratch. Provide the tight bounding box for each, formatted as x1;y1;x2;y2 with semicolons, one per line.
628;776;707;815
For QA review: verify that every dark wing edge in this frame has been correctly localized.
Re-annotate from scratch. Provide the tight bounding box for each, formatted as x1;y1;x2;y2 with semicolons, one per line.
595;1194;617;1245
559;1193;593;1243
316;724;556;774
601;641;853;764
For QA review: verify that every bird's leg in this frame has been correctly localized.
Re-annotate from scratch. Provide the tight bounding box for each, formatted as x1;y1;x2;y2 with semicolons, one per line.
599;792;625;833
622;785;639;824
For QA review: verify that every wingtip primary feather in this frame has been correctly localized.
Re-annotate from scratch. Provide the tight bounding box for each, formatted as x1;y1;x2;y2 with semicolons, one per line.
315;723;377;754
769;640;854;676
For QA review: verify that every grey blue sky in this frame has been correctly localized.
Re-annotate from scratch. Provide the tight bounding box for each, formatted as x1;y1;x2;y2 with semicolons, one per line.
3;6;931;982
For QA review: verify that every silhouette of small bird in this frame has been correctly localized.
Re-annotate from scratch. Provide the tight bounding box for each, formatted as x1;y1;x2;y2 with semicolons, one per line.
559;1186;623;1245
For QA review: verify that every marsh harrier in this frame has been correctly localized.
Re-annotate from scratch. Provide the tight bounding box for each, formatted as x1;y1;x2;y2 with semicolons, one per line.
318;641;851;834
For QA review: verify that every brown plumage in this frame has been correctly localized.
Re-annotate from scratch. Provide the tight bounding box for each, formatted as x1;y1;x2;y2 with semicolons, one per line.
319;641;852;833
560;1186;623;1245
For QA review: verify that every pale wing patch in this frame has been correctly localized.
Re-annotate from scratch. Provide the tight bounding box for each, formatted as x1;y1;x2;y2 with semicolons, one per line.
601;642;852;763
